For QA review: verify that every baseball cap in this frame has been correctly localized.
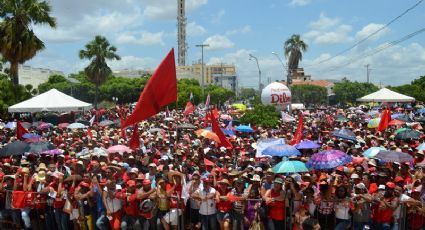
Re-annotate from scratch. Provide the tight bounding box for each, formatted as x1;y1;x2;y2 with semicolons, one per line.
355;183;366;190
274;177;284;184
126;180;136;187
386;182;396;189
378;185;386;190
143;179;151;185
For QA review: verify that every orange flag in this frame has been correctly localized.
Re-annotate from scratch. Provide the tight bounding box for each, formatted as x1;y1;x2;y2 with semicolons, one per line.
122;49;177;128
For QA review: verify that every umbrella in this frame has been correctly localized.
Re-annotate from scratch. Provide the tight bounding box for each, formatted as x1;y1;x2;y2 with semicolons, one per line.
272;160;308;174
5;122;16;129
294;140;321;149
395;129;422;140
20;122;32;129
75;120;91;126
148;128;164;133
374;150;413;163
38;122;53;130
416;143;425;151
223;119;240;126
388;120;405;126
232;104;247;111
235;125;253;133
395;115;412;122
395;127;409;134
335;115;348;122
25;142;56;153
332;129;357;142
177;123;197;129
68;123;86;129
24;137;42;143
391;113;404;119
415;117;425;123
362;147;386;158
22;133;41;139
416;108;425;113
41;149;63;155
0;141;29;156
368;111;380;117
164;117;175;121
306;150;353;170
205;127;235;136
355;109;364;114
107;145;132;154
367;118;380;128
195;129;221;143
58;123;70;129
220;114;232;120
262;144;301;157
99;120;115;127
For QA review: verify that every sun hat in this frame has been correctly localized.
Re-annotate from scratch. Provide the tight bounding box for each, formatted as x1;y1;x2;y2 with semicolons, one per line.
218;179;230;185
355;183;366;190
274;177;284;184
251;174;261;182
378;184;386;190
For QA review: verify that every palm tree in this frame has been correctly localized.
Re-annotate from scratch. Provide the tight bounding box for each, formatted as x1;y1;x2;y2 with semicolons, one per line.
79;36;120;108
0;0;56;87
284;34;308;85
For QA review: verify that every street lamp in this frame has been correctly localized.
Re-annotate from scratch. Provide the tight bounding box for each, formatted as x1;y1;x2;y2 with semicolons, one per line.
196;44;209;98
272;52;292;113
249;54;262;93
112;97;118;104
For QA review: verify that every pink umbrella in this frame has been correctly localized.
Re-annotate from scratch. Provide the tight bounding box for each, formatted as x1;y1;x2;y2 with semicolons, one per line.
58;123;70;129
220;114;232;120
38;122;52;130
107;145;132;154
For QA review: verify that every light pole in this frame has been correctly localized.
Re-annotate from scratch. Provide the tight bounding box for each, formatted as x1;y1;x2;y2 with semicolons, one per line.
272;52;292;112
249;54;262;94
271;52;287;82
196;44;209;98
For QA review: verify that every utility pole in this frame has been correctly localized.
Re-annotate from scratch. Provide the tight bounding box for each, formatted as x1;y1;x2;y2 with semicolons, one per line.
249;54;262;94
196;44;209;97
365;64;371;83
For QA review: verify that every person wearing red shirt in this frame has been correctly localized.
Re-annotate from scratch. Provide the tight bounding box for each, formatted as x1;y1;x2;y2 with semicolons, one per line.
264;177;286;230
117;180;139;230
161;171;186;230
137;179;156;230
215;179;232;230
371;182;399;230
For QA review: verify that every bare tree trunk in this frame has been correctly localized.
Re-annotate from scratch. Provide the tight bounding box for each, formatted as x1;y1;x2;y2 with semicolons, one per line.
95;83;99;109
10;62;19;86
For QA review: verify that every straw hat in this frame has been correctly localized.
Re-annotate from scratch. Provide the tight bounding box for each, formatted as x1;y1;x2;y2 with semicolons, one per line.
35;171;46;182
36;163;48;172
218;179;230;185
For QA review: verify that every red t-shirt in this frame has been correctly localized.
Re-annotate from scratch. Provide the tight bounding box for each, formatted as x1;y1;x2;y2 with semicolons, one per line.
116;189;138;216
216;189;232;212
166;183;185;209
268;189;285;220
372;198;394;223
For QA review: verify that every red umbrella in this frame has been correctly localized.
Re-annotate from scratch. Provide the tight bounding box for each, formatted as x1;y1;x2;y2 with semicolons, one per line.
388;120;405;126
58;123;70;129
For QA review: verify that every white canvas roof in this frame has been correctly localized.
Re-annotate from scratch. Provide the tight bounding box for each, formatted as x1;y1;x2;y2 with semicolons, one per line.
357;88;415;102
9;89;92;113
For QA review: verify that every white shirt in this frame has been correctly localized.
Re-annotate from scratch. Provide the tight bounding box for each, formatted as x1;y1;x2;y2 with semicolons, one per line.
197;187;217;215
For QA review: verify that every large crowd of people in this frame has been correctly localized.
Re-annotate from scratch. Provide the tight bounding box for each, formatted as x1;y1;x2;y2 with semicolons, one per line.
0;103;424;230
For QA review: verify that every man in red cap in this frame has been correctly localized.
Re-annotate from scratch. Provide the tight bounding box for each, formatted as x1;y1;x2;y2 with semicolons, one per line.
371;182;399;229
117;180;139;230
137;179;156;229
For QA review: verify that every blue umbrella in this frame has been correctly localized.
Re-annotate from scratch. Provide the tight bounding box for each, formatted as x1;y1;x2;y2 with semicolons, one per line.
235;125;253;133
272;160;308;174
416;143;425;151
68;123;86;129
332;129;357;142
205;127;235;136
22;133;41;139
363;147;386;158
5;122;16;129
391;113;404;119
262;144;301;157
294;140;321;149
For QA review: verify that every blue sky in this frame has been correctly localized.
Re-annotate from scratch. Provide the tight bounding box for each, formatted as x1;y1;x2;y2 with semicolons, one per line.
28;0;425;88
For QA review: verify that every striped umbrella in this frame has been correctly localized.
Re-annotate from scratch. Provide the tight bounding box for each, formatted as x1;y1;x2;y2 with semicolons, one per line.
306;150;352;170
367;118;380;128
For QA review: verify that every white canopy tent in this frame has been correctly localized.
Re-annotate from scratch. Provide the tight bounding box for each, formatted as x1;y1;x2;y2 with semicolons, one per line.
8;89;92;113
357;88;415;103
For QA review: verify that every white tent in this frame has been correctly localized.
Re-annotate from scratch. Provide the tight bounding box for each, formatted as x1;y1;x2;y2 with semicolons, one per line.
9;89;92;113
357;88;415;102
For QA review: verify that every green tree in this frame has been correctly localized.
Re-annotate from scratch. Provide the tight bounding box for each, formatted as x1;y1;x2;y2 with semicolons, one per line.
390;76;425;102
291;85;328;105
0;0;56;87
0;74;32;117
205;84;235;107
239;87;257;100
333;79;379;105
284;34;308;84
79;36;120;108
240;104;280;128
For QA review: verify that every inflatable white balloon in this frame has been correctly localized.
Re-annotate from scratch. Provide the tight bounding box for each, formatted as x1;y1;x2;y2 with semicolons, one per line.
261;82;292;110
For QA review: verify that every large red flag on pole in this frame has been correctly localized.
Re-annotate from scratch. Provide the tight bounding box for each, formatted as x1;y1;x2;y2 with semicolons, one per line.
121;49;177;128
129;124;140;150
16;121;28;140
292;115;304;145
377;109;391;132
211;111;233;149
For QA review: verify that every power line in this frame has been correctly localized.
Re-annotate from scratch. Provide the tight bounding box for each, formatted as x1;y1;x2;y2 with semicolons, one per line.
324;27;425;72
307;0;424;67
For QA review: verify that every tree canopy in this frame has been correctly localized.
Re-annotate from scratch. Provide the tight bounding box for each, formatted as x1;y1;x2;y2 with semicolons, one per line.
239;104;280;128
390;76;425;102
291;85;327;105
332;79;379;105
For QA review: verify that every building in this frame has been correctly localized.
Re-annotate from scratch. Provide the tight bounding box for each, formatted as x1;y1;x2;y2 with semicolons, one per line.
176;62;238;92
112;69;153;78
18;65;64;88
281;68;335;96
177;0;187;66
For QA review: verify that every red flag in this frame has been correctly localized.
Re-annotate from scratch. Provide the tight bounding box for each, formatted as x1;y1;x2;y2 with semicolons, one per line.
122;49;177;128
212;107;219;119
120;117;127;139
87;127;93;139
377;109;391;132
204;158;215;166
183;102;195;116
129;125;140;150
211;111;233;149
16;121;28;140
292;115;304;145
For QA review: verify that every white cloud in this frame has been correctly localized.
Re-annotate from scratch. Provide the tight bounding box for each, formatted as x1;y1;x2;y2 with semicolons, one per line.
116;31;165;46
107;56;156;71
356;23;390;41
304;14;353;45
289;0;311;6
204;35;234;50
310;13;339;30
226;25;252;36
212;9;226;24
187;22;207;36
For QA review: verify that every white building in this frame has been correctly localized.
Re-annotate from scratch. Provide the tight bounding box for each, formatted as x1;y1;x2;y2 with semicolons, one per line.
113;69;153;78
18;65;64;88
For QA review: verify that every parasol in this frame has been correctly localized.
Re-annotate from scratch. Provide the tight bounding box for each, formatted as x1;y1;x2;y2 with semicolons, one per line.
0;141;29;156
332;129;357;142
306;150;352;170
272;160;308;174
107;145;132;154
362;147;386;158
294;140;321;149
235;125;253;133
25;142;56;153
388;120;405;126
395;129;421;140
262;144;301;157
68;123;86;129
374;150;413;163
195;129;221;143
367;118;380;128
